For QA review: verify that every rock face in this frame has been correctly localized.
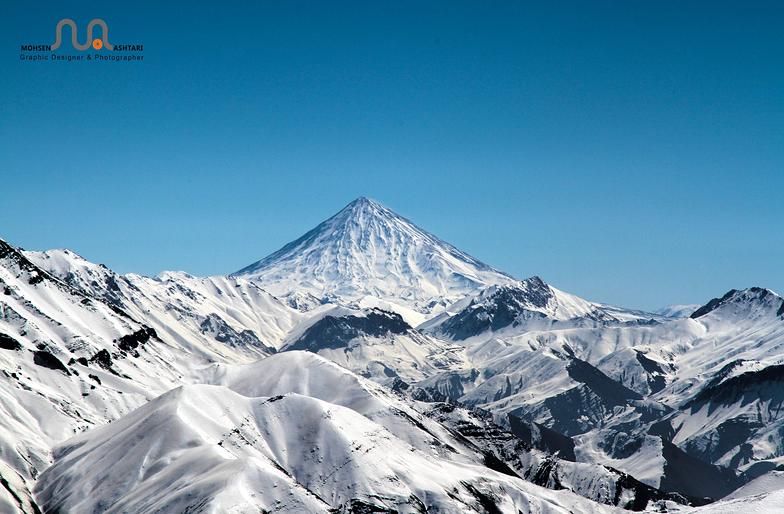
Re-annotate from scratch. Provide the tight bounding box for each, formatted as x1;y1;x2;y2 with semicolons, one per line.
0;333;22;351
32;350;70;375
285;308;410;351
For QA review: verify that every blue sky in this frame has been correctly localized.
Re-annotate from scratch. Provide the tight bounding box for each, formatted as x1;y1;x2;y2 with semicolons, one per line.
1;1;782;310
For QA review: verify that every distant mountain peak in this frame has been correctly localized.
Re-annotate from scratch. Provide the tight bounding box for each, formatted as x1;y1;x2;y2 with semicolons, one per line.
523;275;548;289
232;197;516;312
655;304;702;319
347;195;376;206
334;196;383;217
691;287;783;319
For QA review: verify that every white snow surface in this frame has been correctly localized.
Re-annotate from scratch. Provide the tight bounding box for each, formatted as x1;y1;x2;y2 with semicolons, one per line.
722;470;784;500
26;248;302;356
36;358;623;514
4;197;784;513
233;197;517;314
655;304;701;318
689;490;784;513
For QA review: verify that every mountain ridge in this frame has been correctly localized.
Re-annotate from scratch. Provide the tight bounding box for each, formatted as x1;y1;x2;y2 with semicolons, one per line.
3;195;784;513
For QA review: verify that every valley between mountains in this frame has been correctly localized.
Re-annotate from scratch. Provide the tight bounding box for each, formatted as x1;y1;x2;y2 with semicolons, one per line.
2;197;784;513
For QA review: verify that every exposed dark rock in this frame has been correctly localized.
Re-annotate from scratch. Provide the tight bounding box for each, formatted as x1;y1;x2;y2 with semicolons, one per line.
691;290;739;318
416;370;479;403
0;241;40;275
598;430;645;460
199;314;274;353
408;386;451;403
439;280;552;340
0;472;42;514
612;469;689;511
90;349;114;371
635;351;667;393
426;402;688;511
389;377;410;393
117;327;157;356
33;350;70;375
658;439;743;502
461;482;503;514
529;457;564;490
286;309;410;352
691;287;772;319
482;452;521;478
507;414;576;461
0;333;22;351
687;364;784;409
566;358;643;405
336;498;397;513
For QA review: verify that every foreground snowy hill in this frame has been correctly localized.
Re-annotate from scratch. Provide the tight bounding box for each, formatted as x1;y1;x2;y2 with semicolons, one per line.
689;490;784;513
36;383;626;514
233;197;517;315
200;351;690;510
0;239;191;511
37;351;690;513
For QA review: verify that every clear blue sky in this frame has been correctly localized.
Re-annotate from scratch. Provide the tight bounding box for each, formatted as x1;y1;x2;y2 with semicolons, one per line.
1;1;782;310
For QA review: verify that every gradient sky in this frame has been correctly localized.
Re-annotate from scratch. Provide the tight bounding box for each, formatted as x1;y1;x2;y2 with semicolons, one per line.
1;1;782;310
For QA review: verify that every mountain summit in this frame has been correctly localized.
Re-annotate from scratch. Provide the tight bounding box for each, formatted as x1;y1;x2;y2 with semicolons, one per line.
233;197;515;312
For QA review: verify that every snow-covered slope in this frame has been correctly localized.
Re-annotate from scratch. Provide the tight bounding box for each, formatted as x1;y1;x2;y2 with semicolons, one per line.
421;277;659;341
5;192;784;513
722;469;784;500
0;239;191;512
37;384;628;513
36;351;682;513
233;197;517;315
656;304;702;319
689;489;784;513
2;236;673;513
277;305;466;382
26;248;301;358
200;352;689;509
412;286;784;500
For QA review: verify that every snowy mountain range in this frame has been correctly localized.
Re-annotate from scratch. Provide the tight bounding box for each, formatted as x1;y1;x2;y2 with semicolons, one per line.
2;197;783;513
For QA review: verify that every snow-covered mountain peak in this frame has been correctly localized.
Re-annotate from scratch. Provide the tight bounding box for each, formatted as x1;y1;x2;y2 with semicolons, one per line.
655;304;702;318
233;197;516;313
477;276;552;306
690;287;784;321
